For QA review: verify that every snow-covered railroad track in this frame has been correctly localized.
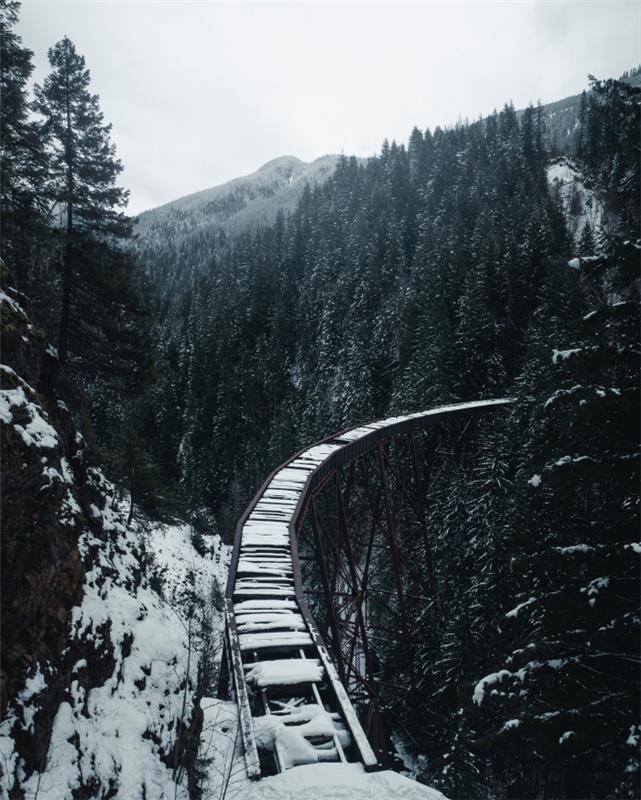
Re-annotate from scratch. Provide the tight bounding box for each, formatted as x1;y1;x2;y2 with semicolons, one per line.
220;399;512;780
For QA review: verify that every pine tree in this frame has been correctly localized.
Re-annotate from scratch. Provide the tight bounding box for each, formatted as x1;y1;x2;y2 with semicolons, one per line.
33;36;130;362
574;90;588;160
472;77;640;800
0;0;48;293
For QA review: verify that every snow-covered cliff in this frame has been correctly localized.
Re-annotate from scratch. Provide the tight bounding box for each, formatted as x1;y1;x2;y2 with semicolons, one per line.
0;282;229;798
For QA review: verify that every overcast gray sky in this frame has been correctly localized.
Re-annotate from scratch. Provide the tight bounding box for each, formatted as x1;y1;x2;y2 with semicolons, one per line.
19;1;639;214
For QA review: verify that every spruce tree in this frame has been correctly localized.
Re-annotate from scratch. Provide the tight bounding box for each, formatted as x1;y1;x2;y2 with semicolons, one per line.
0;0;48;292
472;77;640;800
33;36;130;362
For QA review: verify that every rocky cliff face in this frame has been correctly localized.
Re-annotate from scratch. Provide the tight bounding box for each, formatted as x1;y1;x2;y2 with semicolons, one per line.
1;281;97;775
0;275;227;798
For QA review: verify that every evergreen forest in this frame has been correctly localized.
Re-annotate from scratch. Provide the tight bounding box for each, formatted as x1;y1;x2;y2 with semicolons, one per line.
1;2;639;797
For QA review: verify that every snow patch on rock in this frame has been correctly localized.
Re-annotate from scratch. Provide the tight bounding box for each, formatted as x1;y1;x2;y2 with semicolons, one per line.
547;158;604;244
0;505;231;799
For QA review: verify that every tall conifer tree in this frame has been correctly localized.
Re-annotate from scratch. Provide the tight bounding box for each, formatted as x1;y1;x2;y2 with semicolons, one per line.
0;0;47;290
34;36;130;362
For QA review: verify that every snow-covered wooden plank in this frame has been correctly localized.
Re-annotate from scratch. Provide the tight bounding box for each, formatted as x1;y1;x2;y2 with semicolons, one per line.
237;562;292;577
241;537;290;544
239;551;292;558
235;610;303;621
252;507;296;514
235;576;294;587
336;427;372;441
249;512;293;519
238;631;313;650
233;588;296;598
259;498;298;507
241;534;290;544
273;465;311;474
239;552;291;560
236;610;304;623
236;614;307;633
238;564;293;572
240;531;289;552
244;658;324;688
233;599;297;612
297;443;343;459
304;615;379;769
241;530;291;538
236;575;294;591
253;501;297;508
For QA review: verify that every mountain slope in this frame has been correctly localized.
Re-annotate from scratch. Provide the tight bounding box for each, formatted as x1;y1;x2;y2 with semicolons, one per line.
0;281;229;797
134;68;640;269
517;66;641;152
135;154;342;248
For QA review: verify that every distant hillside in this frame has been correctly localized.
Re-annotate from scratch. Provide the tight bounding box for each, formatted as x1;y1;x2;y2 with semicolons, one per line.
133;67;640;285
518;66;641;153
136;68;640;250
134;154;343;250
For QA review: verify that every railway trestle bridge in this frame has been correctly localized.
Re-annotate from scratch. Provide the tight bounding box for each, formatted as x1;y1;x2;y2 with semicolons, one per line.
218;399;512;779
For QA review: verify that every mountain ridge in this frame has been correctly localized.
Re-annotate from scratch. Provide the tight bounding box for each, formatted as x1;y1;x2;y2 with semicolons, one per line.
134;153;347;248
142;154;307;213
134;68;640;251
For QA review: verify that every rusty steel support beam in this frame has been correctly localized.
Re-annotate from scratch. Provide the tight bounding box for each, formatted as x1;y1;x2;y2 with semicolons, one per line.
221;399;513;780
357;457;387;548
376;442;415;689
334;472;377;694
409;428;441;604
358;492;382;611
310;499;349;686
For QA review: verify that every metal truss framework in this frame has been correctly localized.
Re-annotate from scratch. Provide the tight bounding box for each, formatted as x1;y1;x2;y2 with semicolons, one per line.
218;399;512;779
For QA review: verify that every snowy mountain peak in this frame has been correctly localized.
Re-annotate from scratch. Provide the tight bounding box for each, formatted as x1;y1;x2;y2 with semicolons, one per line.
134;154;346;247
256;154;305;172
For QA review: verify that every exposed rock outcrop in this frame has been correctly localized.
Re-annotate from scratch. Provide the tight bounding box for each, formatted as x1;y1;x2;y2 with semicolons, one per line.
0;276;218;798
1;281;104;774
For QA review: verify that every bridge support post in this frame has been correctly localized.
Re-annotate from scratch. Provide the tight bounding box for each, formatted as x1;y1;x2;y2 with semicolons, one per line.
377;442;415;690
219;399;512;780
310;499;349;686
333;470;390;762
409;429;440;605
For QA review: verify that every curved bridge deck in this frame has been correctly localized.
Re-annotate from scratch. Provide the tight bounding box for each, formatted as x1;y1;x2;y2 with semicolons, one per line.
221;399;511;778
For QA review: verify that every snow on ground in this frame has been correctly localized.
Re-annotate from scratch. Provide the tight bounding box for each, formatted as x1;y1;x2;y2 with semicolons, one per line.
1;441;444;799
0;364;59;447
199;698;447;800
0;503;230;799
0;486;447;798
145;520;229;622
390;731;428;781
547;158;604;243
199;699;251;799
250;764;448;800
